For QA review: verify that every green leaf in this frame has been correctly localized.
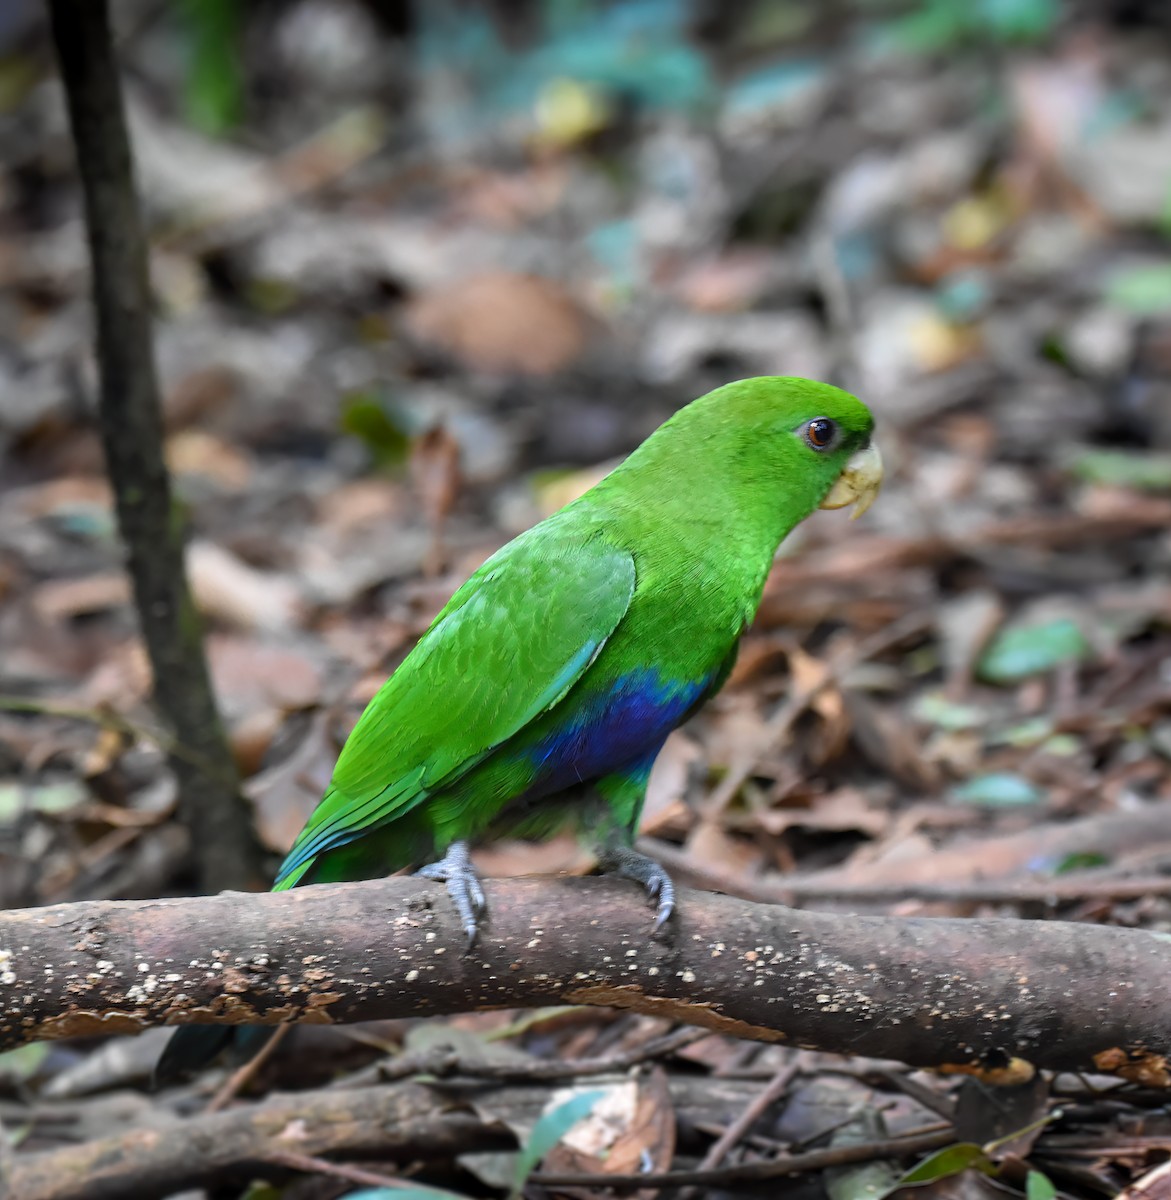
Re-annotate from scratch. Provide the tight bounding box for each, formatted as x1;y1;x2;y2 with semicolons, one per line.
0;778;90;826
828;1159;901;1200
892;1142;995;1188
1026;1170;1058;1200
238;1185;282;1200
512;1089;606;1195
1067;447;1171;492
0;1042;49;1083
883;0;969;53
950;772;1043;808
1040;734;1081;757
1106;263;1171;315
976;618;1089;684
1054;851;1109;874
986;717;1054;748
179;0;244;135
912;692;990;731
340;393;411;469
977;0;1058;41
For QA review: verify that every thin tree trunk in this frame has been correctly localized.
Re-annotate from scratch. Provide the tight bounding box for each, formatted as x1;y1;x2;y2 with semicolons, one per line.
46;0;262;892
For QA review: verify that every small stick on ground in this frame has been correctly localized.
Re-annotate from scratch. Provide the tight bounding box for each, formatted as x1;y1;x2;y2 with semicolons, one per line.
365;1023;707;1086
206;1024;290;1113
532;1125;955;1189
261;1150;413;1191
677;1059;802;1200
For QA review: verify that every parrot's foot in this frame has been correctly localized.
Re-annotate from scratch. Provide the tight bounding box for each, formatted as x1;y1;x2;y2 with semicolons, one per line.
597;845;675;930
417;841;486;946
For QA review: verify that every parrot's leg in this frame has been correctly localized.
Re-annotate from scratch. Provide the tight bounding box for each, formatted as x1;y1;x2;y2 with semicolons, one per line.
417;841;486;945
593;761;675;928
597;842;676;929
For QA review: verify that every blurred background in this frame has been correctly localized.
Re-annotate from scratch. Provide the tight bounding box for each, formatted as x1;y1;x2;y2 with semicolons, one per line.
2;0;1171;1185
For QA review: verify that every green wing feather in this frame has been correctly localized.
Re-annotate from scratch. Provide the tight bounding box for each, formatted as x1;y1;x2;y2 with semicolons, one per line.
273;532;636;889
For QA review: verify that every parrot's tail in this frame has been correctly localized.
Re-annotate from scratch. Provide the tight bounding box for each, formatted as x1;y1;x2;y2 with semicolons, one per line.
154;1023;273;1087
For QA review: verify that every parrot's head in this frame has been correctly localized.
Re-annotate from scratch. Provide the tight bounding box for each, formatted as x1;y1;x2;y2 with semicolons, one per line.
724;376;883;520
601;375;883;529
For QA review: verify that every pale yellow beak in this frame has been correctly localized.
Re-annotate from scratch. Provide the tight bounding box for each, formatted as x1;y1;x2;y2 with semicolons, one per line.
819;442;883;520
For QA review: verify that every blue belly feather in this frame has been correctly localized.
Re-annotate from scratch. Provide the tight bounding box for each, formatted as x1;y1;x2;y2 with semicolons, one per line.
525;668;707;793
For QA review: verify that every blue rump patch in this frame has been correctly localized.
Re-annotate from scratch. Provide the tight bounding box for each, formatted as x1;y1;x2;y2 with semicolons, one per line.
525;668;707;791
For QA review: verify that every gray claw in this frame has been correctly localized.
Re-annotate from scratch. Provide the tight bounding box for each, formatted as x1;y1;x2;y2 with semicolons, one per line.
598;844;676;930
417;841;486;945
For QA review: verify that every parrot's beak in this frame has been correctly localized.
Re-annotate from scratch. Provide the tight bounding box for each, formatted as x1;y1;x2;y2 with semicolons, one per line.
819;442;883;520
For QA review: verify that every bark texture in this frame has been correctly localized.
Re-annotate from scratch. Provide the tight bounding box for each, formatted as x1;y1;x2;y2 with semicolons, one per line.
5;1082;509;1200
1;877;1168;1084
47;0;261;893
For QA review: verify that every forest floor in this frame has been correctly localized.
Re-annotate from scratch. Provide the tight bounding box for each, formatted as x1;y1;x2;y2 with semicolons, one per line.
1;2;1171;1198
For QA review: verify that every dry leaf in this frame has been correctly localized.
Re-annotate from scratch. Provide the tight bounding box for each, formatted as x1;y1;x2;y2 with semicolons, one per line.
685;818;765;876
411;424;461;525
675;250;776;312
703;695;773;770
844;690;942;792
79;639;152;710
542;1067;675;1186
757;787;888;838
603;1066;675;1180
317;479;405;536
33;573;130;621
533;460;618;516
787;644;850;768
1115;1159;1171;1200
411;423;462;576
936;589;1004;694
188;540;305;633
472;833;592;879
406;271;591;375
165;430;253;490
641;732;700;837
206;635;324;720
163;364;240;429
245;710;337;852
229;707;285;779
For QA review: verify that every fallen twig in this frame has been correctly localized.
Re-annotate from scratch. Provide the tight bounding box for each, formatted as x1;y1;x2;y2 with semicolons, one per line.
5;1081;509;1200
646;840;1171;908
206;1022;289;1112
677;1059;802;1200
363;1023;707;1086
531;1125;955;1189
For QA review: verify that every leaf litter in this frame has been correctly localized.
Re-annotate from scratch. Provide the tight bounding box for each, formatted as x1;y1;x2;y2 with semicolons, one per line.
2;1;1171;1196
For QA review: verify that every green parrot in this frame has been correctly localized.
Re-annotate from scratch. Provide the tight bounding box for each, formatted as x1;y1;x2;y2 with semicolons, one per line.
157;376;881;1080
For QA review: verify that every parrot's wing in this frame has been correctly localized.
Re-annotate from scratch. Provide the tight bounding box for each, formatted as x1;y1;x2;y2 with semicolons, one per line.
273;535;636;886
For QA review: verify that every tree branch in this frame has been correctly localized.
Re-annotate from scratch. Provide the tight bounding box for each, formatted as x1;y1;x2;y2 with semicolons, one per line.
6;1081;510;1200
1;878;1168;1084
47;0;261;892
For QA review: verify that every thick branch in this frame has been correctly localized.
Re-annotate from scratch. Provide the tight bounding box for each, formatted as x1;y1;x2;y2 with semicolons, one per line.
1;878;1168;1082
47;0;261;891
6;1081;509;1200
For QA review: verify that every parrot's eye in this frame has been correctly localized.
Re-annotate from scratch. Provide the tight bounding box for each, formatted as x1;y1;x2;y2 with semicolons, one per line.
803;417;839;451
